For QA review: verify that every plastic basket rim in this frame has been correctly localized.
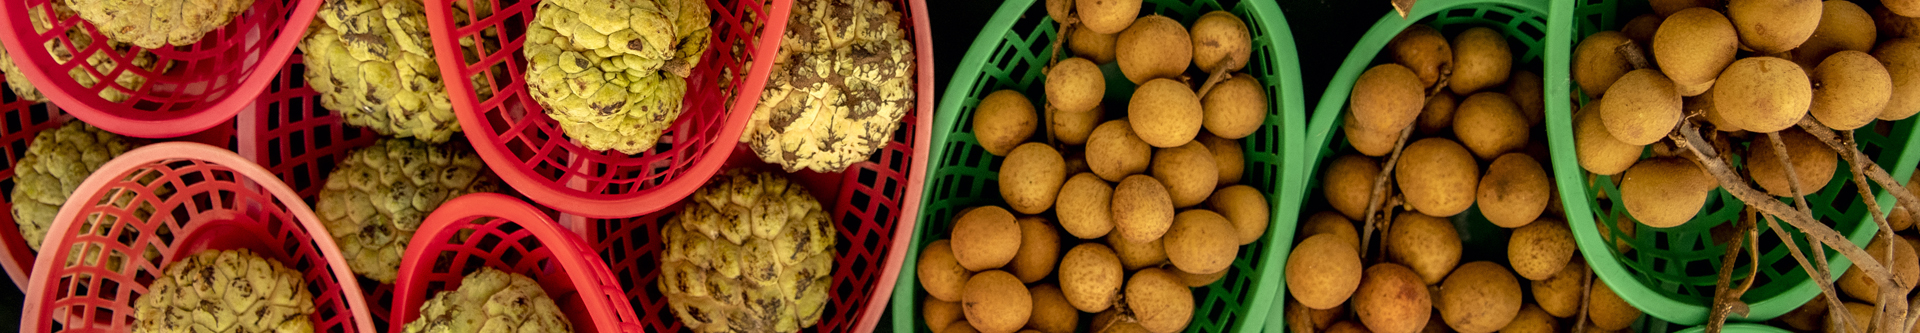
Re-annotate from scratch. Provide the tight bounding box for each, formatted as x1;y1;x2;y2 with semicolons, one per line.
423;0;791;219
391;192;638;333
852;0;936;331
0;109;70;292
20;141;375;333
0;0;321;139
890;0;1310;331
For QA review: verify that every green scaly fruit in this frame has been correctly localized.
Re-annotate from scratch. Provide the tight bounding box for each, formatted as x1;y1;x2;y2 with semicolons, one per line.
301;0;489;143
68;0;256;49
403;267;572;333
11;122;134;251
523;0;710;154
0;2;162;103
314;138;497;284
743;0;917;173
660;169;836;332
133;248;317;333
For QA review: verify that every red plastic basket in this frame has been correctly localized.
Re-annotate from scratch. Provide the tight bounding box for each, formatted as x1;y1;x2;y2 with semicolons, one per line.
20;142;374;332
0;0;320;138
424;0;792;218
392;193;640;333
572;0;931;323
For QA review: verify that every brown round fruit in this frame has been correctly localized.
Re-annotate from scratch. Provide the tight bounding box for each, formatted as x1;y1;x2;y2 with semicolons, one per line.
1531;259;1587;318
1827;302;1877;333
1508;219;1576;281
1354;263;1434;333
1203;73;1266;139
1397;138;1480;217
1076;0;1141;34
1027;284;1077;333
1506;70;1545;126
1599;69;1683;145
1779;294;1826;331
1879;5;1920;38
1417;90;1459;136
1009;216;1063;283
1574;31;1632;99
1209;185;1271;245
1059;243;1124;312
927;298;964;333
1301;211;1361;253
1048;57;1106;114
1289;233;1365;309
1788;0;1877;71
1190;11;1252;73
1727;0;1823;54
1107;232;1168;271
1127;268;1195;333
1117;15;1193;84
1498;305;1555;333
1055;104;1104;145
1715;56;1813;133
963;270;1033;333
1621;158;1715;228
1351;64;1427;132
975;90;1038;156
1390;24;1453;89
1057;172;1115;239
1838;236;1920;302
1130;79;1205;147
1324;154;1382;221
1331;321;1376;333
1453;92;1530;159
1346;111;1402;157
1653;8;1738;91
1069;24;1120;64
1875;38;1920;121
1573;104;1644;175
1450;27;1513;95
1001;143;1068;214
1170;265;1229;287
1477;153;1551;228
1749;129;1838;197
1587;280;1643;331
919;240;974;302
1113;175;1175;242
1087;120;1153;181
1810;51;1893;130
1152;142;1219;208
1621;14;1661;46
952;206;1023;271
1388;211;1464;285
1652;0;1718;16
1437;261;1523;333
1196;133;1246;185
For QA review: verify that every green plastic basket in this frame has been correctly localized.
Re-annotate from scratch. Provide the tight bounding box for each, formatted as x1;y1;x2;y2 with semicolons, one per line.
1551;0;1920;325
886;0;1306;332
1283;0;1549;330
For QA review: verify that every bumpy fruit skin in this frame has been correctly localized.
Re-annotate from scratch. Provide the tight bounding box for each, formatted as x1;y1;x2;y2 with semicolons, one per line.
67;0;254;49
660;169;837;332
403;267;573;333
524;0;711;154
315;139;497;283
0;2;161;103
302;0;491;143
742;0;916;173
133;249;317;333
11;122;133;251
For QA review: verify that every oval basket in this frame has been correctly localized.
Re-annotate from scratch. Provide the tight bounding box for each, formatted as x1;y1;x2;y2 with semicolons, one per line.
423;0;791;218
0;0;319;138
1551;0;1920;324
1290;0;1549;330
20;142;373;332
892;0;1307;332
392;193;640;333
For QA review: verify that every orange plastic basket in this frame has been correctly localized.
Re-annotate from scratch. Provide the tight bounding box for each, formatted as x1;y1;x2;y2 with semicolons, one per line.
20;142;374;332
0;0;320;138
424;0;791;218
392;193;640;333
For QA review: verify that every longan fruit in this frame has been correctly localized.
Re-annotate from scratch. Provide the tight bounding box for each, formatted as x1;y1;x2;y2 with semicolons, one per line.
919;240;974;302
1875;38;1920;121
1506;70;1544;126
1286;297;1348;333
1153;142;1219;208
1508;219;1576;281
1301;211;1361;253
1602;216;1638;253
1573;104;1644;175
1749;129;1838;197
949;321;981;333
1076;0;1141;34
1450;27;1513;95
1894;206;1915;232
1057;172;1115;239
1391;24;1453;89
1838;237;1920;302
1126;268;1195;333
1788;0;1877;71
1191;11;1251;73
1289;233;1365;309
1001;143;1068;214
1166;210;1238;275
1453;92;1530;159
1131;79;1205;147
1438;261;1523;333
1621;14;1661;46
1689;84;1743;132
1397;138;1480;217
1388;211;1464;285
1827;302;1877;333
1087;120;1152;181
1170;265;1229;287
1531;259;1587;318
1416;90;1459;136
1879;5;1920;38
1008;217;1062;283
1055;104;1105;145
1117;16;1193;84
1587;281;1642;331
1621;158;1715;228
1652;0;1718;16
953;206;1023;271
1108;232;1168;271
1059;243;1124;312
1778;295;1826;331
1728;0;1823;54
1354;263;1434;333
1421;313;1452;333
1090;310;1155;333
1203;73;1266;139
1047;0;1071;20
1653;8;1738;91
1026;284;1078;333
927;298;964;333
1048;57;1106;114
1346;111;1403;157
1893;0;1920;17
1716;57;1813;133
1065;150;1091;175
975;90;1038;156
1498;305;1555;333
1195;133;1245;185
964;270;1032;333
1478;154;1551;228
1325;154;1383;221
1573;31;1632;99
1351;64;1427;132
1113;175;1175;242
1069;24;1119;64
1209;185;1271;245
1331;321;1377;333
1599;69;1682;145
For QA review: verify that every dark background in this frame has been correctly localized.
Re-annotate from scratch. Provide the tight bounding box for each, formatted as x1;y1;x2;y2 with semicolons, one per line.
0;0;1387;330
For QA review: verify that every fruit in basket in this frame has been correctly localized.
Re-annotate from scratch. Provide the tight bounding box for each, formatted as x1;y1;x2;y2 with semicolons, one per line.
1573;31;1631;99
1107;232;1166;271
1077;0;1142;34
1287;233;1363;310
1586;280;1642;331
1531;259;1586;318
1748;129;1837;197
1170;265;1228;287
747;0;916;173
1130;79;1203;148
919;240;972;302
1387;211;1463;285
964;270;1032;333
1650;0;1715;16
1573;104;1642;175
1449;27;1511;95
1436;261;1521;333
1598;69;1682;145
314;138;498;283
302;0;479;143
1477;154;1549;228
1190;11;1251;74
1001;143;1067;214
1070;25;1119;64
133;249;316;333
1653;8;1738;95
1351;64;1425;133
1009;217;1062;283
926;298;964;333
1049;57;1105;114
1060;243;1124;312
1830;302;1877;333
68;0;254;49
1715;57;1813;133
1621;14;1660;46
1390;24;1452;89
1324;154;1380;221
1054;104;1103;145
1164;210;1236;274
1507;70;1544;126
953;206;1021;272
1620;158;1714;228
1113;175;1174;242
1028;284;1078;333
659;169;836;332
1727;0;1822;55
1057;173;1115;239
1354;263;1432;333
1836;237;1920;302
1196;133;1245;185
1202;74;1266;140
1876;38;1920;121
976;90;1040;156
1452;92;1527;159
12;122;134;252
1301;211;1360;252
403;267;572;333
1501;305;1554;333
1507;219;1575;281
0;2;161;103
1117;16;1192;84
524;0;710;155
1087;120;1152;181
1397;138;1479;217
1125;268;1194;333
1810;50;1894;130
1417;91;1458;135
1209;185;1270;245
1789;0;1876;70
1152;142;1217;208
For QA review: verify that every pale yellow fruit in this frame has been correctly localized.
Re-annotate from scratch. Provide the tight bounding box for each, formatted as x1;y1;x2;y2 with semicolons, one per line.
1069;25;1119;64
1574;31;1632;99
1116;16;1192;84
1875;38;1920;121
1047;57;1105;114
1599;69;1683;145
1810;50;1893;130
1113;175;1175;242
1130;79;1204;147
1653;8;1738;90
1837;237;1920;302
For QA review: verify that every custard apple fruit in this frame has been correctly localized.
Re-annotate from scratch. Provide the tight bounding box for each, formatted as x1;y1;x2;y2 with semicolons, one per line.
68;0;257;49
743;0;916;173
402;267;573;333
11;121;134;251
524;0;710;154
301;0;488;143
133;248;317;333
0;2;162;103
314;138;496;284
660;169;836;332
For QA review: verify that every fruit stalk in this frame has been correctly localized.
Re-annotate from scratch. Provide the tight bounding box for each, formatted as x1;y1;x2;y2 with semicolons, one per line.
1705;210;1759;332
1840;129;1913;332
1797;118;1920;225
1359;123;1417;261
1575;263;1593;333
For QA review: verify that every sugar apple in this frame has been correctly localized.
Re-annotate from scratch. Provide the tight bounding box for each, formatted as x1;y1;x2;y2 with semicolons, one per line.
524;0;711;154
68;0;256;49
11;121;135;251
133;248;317;333
0;2;162;103
660;169;836;332
314;138;497;284
743;0;916;173
301;0;490;143
402;267;573;333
